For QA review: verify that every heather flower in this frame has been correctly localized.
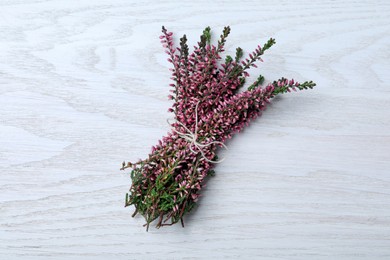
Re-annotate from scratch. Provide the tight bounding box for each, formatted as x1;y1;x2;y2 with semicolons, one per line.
121;26;315;231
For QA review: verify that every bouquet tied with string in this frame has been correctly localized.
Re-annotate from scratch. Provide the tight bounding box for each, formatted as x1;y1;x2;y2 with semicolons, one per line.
121;26;315;230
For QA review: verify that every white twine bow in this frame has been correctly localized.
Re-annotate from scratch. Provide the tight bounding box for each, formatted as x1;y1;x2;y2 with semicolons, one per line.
169;102;228;163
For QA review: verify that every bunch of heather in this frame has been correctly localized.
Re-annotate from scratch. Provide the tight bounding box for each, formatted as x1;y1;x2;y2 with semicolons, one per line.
121;26;315;231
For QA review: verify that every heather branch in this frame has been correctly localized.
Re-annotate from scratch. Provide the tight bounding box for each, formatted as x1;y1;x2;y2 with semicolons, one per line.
217;26;231;53
179;34;189;63
248;75;265;91
228;38;276;79
269;78;316;97
202;26;211;45
161;26;181;113
123;26;315;231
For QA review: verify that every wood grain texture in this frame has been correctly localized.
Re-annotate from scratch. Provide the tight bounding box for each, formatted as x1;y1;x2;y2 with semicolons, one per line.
1;0;390;259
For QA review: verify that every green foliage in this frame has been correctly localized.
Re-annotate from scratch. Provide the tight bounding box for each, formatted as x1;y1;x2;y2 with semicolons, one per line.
202;26;211;44
235;47;243;62
225;55;233;64
248;75;265;91
271;79;316;96
207;169;216;177
180;34;189;61
262;38;276;52
217;26;231;51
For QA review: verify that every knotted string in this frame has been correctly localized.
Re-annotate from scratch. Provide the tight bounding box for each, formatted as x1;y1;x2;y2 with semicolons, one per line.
169;101;228;163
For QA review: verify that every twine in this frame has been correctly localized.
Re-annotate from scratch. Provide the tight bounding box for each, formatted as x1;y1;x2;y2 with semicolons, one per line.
169;102;227;163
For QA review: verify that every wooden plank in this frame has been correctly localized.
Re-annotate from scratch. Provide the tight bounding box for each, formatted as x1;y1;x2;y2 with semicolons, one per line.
1;1;389;259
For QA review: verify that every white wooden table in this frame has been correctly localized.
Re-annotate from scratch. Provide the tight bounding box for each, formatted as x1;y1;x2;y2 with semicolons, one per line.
1;1;389;259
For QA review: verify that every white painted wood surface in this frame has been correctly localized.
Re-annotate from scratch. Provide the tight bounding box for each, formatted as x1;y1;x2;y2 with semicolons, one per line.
1;1;390;259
